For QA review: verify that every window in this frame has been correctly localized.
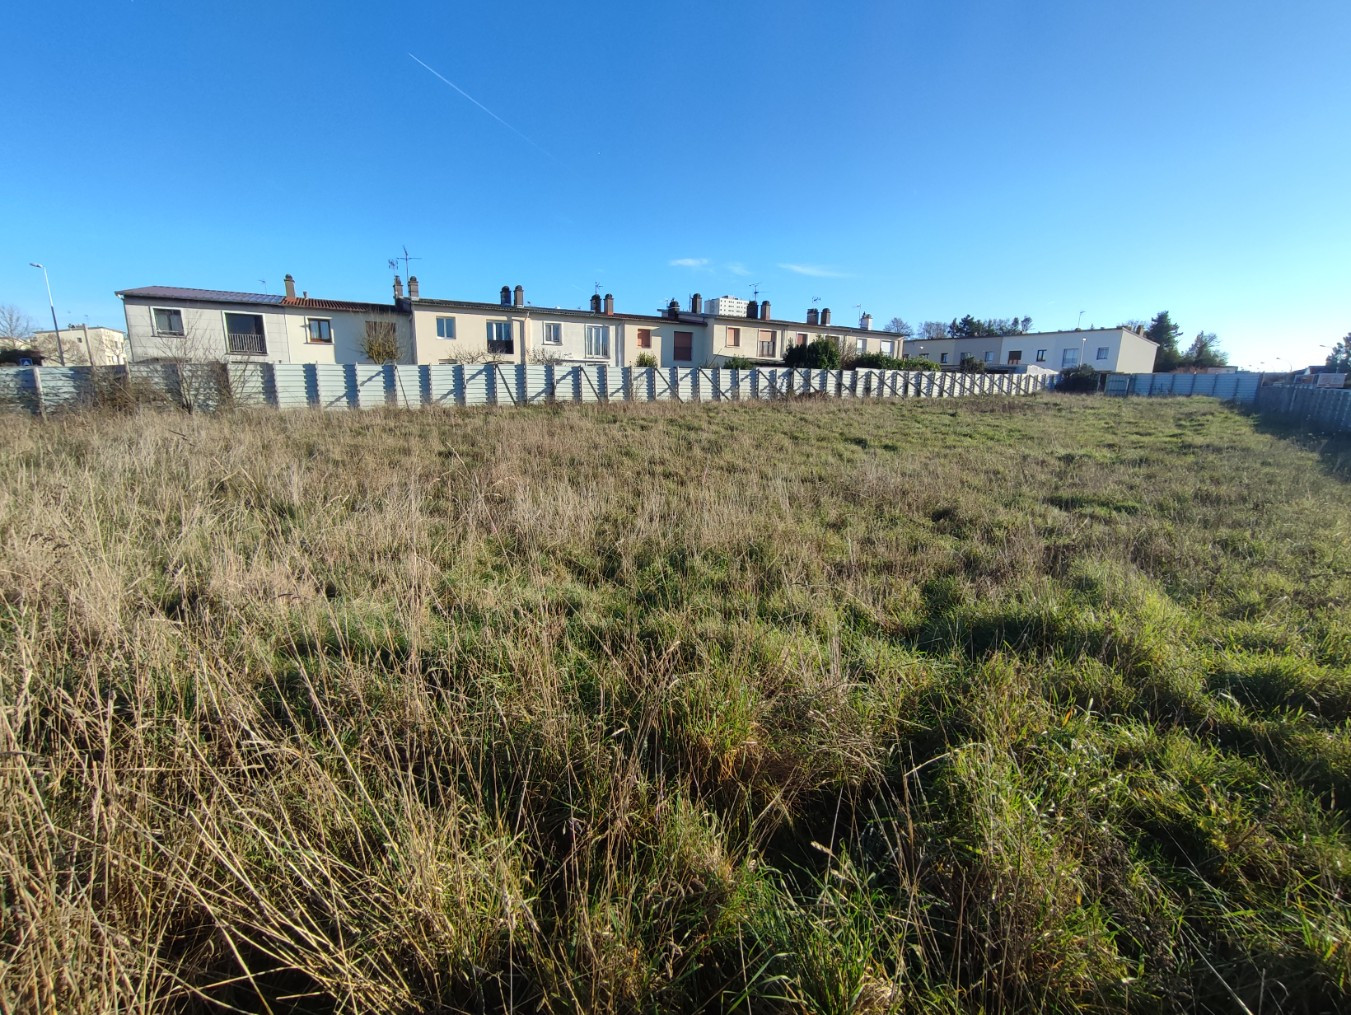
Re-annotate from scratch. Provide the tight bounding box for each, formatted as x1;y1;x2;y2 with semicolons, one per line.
940;352;949;364
436;316;456;339
1007;350;1022;364
307;318;332;343
673;330;693;362
636;328;652;349
1035;349;1047;363
856;338;867;354
542;322;562;345
487;320;513;354
224;312;266;355
1062;348;1080;367
585;324;609;358
795;333;808;347
879;339;895;357
1096;346;1110;361
152;307;184;336
984;350;995;364
758;330;775;358
727;326;740;347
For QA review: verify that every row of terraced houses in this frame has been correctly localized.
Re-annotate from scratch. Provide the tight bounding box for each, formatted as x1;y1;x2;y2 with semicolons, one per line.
116;275;1159;374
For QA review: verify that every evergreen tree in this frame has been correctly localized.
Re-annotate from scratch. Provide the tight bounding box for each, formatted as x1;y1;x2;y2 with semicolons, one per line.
1145;311;1183;371
1326;334;1351;372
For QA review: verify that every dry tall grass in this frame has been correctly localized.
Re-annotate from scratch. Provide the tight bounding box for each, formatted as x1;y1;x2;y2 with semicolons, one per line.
1;396;1348;1013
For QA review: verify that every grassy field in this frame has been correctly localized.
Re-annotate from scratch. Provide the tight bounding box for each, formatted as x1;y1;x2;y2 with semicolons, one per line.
1;394;1349;1014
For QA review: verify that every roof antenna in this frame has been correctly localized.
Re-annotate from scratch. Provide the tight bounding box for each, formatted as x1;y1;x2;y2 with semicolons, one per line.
749;282;761;300
389;245;421;277
811;296;821;304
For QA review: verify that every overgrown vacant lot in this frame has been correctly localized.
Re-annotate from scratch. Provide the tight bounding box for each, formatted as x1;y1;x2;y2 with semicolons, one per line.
2;395;1349;1014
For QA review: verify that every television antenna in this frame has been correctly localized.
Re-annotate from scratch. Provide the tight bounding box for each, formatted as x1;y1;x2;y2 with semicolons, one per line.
811;296;821;304
388;245;421;276
258;279;267;291
749;283;761;300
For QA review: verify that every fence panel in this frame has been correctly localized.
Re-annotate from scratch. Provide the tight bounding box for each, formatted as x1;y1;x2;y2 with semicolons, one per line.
607;366;630;402
578;365;606;403
462;364;494;406
0;367;42;414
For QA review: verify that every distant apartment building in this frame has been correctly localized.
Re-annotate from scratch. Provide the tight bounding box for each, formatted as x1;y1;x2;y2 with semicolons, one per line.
904;327;1158;374
28;325;127;366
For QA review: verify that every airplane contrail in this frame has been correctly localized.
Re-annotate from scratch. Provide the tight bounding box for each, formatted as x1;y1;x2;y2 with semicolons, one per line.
409;53;557;161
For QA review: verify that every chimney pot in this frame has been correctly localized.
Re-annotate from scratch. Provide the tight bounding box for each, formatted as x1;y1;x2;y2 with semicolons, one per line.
746;300;759;320
514;284;524;307
821;307;832;326
393;275;404;299
690;292;702;313
408;275;420;299
667;298;680;320
284;274;296;299
501;285;512;305
807;308;819;326
860;312;872;330
590;293;602;313
760;299;771;320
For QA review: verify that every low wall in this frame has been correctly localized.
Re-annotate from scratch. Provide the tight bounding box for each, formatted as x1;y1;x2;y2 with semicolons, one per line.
0;363;1052;415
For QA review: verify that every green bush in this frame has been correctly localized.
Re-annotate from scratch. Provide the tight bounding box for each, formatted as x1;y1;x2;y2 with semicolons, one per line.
782;337;841;370
720;356;755;370
634;352;659;368
1058;364;1101;393
957;357;987;374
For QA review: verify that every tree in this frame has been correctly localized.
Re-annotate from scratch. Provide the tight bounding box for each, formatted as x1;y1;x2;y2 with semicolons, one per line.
883;317;913;337
1326;333;1351;372
1145;311;1183;371
919;321;948;340
1181;331;1228;369
0;304;35;345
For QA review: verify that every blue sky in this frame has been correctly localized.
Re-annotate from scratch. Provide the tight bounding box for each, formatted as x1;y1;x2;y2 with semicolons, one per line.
3;0;1348;369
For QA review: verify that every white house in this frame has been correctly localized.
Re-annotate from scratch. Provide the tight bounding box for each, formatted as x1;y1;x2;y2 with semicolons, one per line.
116;276;412;365
904;327;1158;373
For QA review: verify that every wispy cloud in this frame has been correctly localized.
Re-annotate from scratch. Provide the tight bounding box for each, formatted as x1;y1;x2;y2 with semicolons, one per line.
669;257;710;268
778;263;849;278
410;53;557;161
726;262;751;277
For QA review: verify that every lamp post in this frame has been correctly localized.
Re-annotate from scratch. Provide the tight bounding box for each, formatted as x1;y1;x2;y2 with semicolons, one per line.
28;262;66;366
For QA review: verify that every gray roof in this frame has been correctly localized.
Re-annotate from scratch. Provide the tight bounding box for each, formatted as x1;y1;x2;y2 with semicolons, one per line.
116;286;285;305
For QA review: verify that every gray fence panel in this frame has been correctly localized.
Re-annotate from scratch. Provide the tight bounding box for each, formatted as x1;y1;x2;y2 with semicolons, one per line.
310;365;351;409
578;365;605;403
674;368;696;401
424;365;460;406
607;366;630;402
0;368;41;414
462;364;494;406
390;365;422;408
269;365;309;408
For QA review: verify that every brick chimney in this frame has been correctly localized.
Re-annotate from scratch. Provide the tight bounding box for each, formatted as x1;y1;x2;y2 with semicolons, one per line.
393;275;404;299
807;308;819;326
514;285;524;307
760;299;771;320
690;292;702;313
408;276;420;299
500;285;511;305
284;274;296;299
603;293;614;316
590;293;602;313
821;307;832;326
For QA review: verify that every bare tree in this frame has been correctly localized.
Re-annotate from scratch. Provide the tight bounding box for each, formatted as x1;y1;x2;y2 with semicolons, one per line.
883;317;914;337
919;321;948;340
0;304;36;346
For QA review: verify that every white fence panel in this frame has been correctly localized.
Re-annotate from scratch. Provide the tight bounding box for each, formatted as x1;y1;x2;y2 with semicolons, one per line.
578;365;606;403
462;364;494;406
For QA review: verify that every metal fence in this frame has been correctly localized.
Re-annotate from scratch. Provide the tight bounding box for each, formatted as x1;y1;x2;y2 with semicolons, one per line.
0;363;1053;416
1254;383;1351;432
1103;371;1262;403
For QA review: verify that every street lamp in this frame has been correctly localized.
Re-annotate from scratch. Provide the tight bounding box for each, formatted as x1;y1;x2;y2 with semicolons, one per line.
28;262;66;366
